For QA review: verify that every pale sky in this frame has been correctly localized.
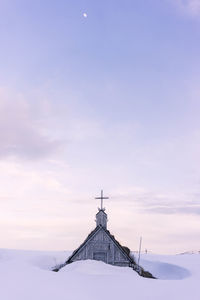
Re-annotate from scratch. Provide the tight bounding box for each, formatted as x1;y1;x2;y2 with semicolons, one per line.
0;0;200;254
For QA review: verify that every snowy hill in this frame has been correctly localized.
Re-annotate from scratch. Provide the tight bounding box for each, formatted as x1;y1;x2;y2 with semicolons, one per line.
0;249;199;300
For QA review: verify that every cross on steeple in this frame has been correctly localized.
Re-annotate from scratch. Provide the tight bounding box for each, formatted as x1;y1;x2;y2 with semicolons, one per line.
95;190;109;211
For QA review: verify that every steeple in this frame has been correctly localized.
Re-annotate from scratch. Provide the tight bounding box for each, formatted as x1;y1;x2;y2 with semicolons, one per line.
96;209;108;228
95;190;109;229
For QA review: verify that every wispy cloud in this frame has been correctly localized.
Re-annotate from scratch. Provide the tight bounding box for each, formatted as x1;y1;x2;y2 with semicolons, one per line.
174;0;200;16
0;88;62;160
142;204;200;215
110;186;200;216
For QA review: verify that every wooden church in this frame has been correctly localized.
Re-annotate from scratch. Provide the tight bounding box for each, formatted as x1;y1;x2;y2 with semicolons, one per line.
55;190;154;278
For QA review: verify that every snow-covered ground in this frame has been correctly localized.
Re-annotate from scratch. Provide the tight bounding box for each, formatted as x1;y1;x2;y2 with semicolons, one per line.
0;249;199;300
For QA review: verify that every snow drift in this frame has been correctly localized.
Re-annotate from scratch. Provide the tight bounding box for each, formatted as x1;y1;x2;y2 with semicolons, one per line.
0;249;199;300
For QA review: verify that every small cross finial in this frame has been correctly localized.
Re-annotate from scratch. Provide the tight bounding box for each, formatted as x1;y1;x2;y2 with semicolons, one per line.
95;189;109;210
